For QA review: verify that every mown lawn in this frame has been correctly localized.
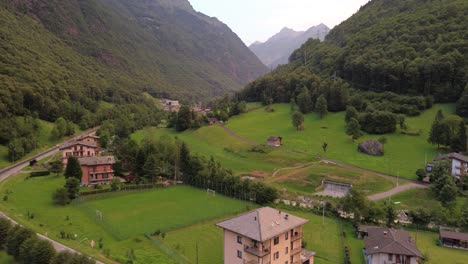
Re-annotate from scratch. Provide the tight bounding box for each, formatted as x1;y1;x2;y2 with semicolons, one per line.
226;104;455;180
76;185;253;239
0;173;251;264
270;162;397;196
131;126;314;174
408;230;468;264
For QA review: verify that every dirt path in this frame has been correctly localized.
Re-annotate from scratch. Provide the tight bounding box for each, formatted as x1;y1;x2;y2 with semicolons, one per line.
367;182;427;201
219;124;257;145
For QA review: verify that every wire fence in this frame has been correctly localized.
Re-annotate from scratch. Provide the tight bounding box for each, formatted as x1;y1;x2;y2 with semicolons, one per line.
144;233;190;264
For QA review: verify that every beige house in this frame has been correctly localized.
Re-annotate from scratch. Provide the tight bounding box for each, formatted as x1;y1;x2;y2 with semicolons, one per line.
360;226;422;264
216;207;315;264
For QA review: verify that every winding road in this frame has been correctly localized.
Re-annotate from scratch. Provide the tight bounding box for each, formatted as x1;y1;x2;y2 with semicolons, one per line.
0;127;104;264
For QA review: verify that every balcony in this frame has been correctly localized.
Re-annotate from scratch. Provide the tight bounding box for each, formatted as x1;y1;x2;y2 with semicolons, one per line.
292;261;301;264
291;232;302;241
244;245;271;257
291;247;301;255
244;261;270;264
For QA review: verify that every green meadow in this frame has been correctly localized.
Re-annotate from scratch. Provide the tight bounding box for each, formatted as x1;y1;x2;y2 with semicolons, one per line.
225;103;455;180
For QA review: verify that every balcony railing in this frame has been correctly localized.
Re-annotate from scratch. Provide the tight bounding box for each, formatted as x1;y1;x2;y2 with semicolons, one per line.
244;245;271;257
244;260;270;264
291;232;302;241
291;247;301;255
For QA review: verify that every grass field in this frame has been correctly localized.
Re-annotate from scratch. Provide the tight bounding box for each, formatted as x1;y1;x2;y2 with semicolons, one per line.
269;162;398;197
0;118;82;169
225;103;455;180
0;252;15;264
0;173;252;264
131;126;314;174
408;230;468;264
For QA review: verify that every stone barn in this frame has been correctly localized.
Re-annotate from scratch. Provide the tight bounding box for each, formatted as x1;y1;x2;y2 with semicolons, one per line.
267;136;282;147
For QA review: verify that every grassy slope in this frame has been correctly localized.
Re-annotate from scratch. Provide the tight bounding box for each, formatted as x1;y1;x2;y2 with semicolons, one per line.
0;173;249;263
409;230;468;264
0;119;82;169
226;104;455;180
0;252;15;264
131;126;314;174
270;162;397;197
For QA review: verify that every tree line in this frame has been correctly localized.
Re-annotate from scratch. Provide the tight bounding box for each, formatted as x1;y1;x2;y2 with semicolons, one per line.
0;217;95;264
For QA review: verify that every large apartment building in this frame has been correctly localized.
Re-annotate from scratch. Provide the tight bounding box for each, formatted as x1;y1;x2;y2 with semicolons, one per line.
216;207;315;264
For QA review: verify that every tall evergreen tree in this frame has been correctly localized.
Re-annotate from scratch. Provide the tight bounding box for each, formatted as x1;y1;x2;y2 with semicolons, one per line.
64;157;82;180
345;118;362;140
296;87;313;114
176;105;192;131
0;218;11;249
315;95;328;119
451;121;467;152
292;111;305;130
428;112;449;148
456;86;468;118
344;106;359;123
65;178;80;200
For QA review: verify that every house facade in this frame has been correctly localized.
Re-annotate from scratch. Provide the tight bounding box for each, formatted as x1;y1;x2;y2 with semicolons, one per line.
433;153;468;179
76;134;100;144
78;156;115;185
216;207;315;264
60;141;99;165
361;226;422;264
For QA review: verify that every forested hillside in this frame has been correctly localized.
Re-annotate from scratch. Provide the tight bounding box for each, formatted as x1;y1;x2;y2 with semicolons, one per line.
0;0;267;162
250;0;467;103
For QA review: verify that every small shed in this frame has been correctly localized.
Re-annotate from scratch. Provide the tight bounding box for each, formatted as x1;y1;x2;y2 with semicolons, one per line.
207;118;219;125
440;230;468;250
323;180;352;194
267;136;282;147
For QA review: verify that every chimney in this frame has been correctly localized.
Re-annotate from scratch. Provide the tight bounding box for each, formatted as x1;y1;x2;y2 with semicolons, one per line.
285;214;289;220
254;216;257;221
278;210;281;214
383;231;387;238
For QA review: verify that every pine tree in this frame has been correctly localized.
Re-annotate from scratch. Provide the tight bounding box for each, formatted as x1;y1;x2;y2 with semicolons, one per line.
292;111;305;130
65;178;80;200
345;118;362;140
451;121;467;152
456;86;468;118
428;111;449;149
345;106;359;123
296;87;313;114
64;157;82;180
49;160;64;176
315;95;328;119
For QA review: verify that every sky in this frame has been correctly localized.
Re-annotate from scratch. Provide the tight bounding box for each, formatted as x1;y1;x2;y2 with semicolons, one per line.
190;0;370;45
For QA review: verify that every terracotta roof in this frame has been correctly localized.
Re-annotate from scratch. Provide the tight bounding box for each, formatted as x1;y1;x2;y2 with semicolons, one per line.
78;156;115;166
216;207;308;242
434;153;468;163
363;226;422;257
59;141;98;150
440;230;468;241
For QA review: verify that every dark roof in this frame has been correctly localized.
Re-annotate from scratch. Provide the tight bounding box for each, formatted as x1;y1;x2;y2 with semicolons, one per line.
323;180;352;187
216;207;308;242
363;226;422;257
440;230;468;241
78;156;115;166
433;153;468;163
59;141;98;150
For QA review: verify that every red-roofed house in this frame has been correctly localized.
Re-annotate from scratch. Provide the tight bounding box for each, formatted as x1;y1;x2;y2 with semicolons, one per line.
78;156;115;185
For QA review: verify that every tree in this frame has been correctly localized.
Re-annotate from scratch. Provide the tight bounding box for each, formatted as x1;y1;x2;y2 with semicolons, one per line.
385;205;396;227
341;190;369;224
53;117;68;138
6;225;35;258
428;113;450;148
292;111;304;130
0;217;11;249
64;157;82;180
7;139;24;162
411;208;432;227
345;118;362;140
345;106;359;123
52;188;70;206
431;161;458;206
296;87;313;114
416;169;427;181
315;95;328;119
456;86;468;118
435;110;444;122
49;160;64;176
19;236;39;264
30;239;56;264
322;142;328;152
110;178;122;191
65;178;80;200
179;142;191;177
450;120;467;152
51;251;95;264
461;199;468;230
176;105;192;132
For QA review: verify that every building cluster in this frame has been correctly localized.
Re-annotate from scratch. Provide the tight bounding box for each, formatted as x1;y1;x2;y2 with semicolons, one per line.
59;134;116;186
160;98;181;112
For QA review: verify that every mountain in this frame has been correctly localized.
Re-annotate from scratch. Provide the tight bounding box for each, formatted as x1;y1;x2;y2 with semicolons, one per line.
286;0;467;102
0;0;267;118
249;24;330;68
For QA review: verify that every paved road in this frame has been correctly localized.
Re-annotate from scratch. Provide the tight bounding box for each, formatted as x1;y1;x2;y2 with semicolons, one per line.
0;128;104;264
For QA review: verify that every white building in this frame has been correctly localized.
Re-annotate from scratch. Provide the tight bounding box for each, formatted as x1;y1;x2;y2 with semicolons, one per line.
433;152;468;179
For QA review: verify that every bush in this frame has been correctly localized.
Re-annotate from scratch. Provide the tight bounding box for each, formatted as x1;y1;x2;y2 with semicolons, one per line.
29;171;51;177
416;169;427;181
52;188;70;206
359;111;397;134
0;217;12;249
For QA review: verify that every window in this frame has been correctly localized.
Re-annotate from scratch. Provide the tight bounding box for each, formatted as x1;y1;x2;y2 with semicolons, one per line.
237;236;242;244
388;254;393;261
285;232;289;240
285;262;288;264
285;247;288;254
274;236;279;245
237;250;242;259
273;252;279;260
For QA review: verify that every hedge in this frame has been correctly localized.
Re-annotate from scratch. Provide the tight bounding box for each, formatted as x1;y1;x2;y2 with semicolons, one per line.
29;171;51;177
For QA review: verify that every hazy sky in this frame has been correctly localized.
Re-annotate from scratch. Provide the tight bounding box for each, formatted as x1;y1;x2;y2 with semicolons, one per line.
190;0;370;45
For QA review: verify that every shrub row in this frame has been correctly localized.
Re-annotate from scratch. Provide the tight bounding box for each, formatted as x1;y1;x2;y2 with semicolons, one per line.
29;171;51;177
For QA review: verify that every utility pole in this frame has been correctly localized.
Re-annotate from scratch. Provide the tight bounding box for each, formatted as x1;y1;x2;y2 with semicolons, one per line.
196;243;199;264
